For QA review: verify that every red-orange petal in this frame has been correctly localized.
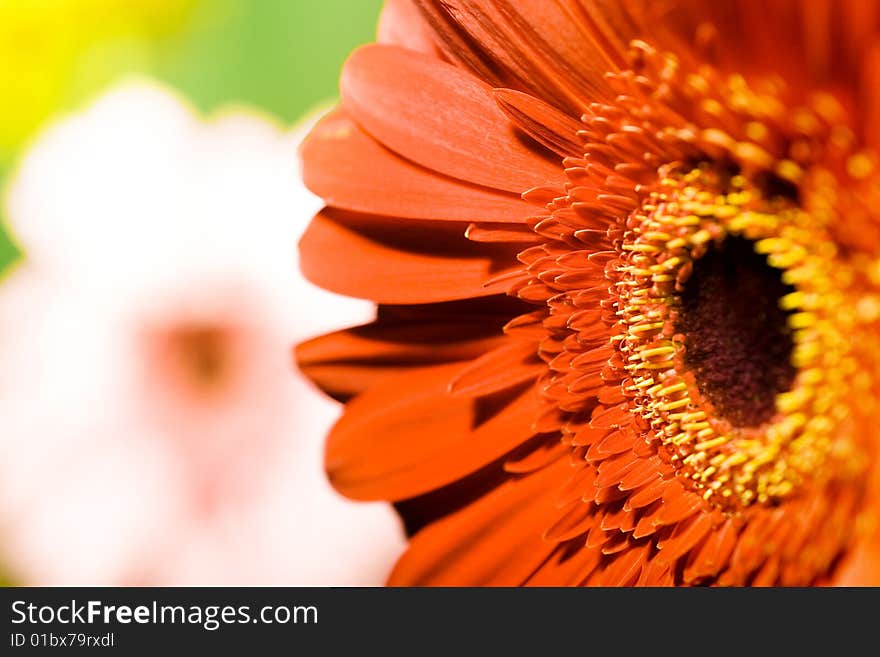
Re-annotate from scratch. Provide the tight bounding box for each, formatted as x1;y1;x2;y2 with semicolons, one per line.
341;44;566;193
493;88;586;157
326;363;544;500
414;0;619;114
465;222;541;243
544;499;597;542
298;210;521;303
377;0;442;56
683;518;738;582
389;457;570;585
526;543;602;586
503;437;568;474
296;317;507;400
655;512;714;567
301;110;538;222
449;340;543;397
592;541;651;586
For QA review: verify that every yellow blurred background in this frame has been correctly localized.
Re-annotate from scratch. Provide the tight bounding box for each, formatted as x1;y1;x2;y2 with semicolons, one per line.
0;0;384;271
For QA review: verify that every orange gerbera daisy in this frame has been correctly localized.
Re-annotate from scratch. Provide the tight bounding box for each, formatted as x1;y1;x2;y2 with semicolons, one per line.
296;0;880;585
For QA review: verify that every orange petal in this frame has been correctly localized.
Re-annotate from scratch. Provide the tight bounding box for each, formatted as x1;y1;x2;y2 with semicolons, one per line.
414;0;619;114
298;210;520;303
656;484;706;526
449;340;542;397
544;499;597;542
593;427;638;457
725;511;780;583
655;511;714;567
625;477;668;511
493;88;586;157
295;316;507;400
526;543;601;586
465;222;541;243
599;504;637;533
751;557;781;587
556;463;597;507
592;541;650;586
389;457;570;585
503;436;568;474
327;363;543;500
341;44;566;193
594;451;638;489
378;0;442;56
302;110;538;222
683;519;738;583
617;456;663;491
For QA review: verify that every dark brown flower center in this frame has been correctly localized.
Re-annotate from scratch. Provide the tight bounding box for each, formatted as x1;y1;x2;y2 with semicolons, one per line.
168;325;234;391
143;321;243;405
678;236;797;428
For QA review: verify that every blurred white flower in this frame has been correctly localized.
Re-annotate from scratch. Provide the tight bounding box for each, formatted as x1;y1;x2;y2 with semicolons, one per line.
0;80;405;585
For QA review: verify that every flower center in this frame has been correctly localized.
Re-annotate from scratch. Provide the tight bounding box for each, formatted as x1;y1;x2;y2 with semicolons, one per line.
610;166;866;508
170;325;232;390
145;321;243;403
677;236;797;428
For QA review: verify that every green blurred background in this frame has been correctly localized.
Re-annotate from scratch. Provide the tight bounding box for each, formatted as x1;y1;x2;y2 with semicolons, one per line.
0;0;384;274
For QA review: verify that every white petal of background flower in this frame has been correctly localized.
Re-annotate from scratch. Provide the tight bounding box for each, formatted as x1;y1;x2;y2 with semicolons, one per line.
0;79;405;585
